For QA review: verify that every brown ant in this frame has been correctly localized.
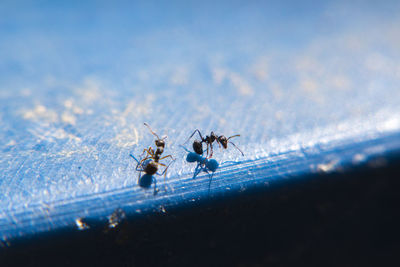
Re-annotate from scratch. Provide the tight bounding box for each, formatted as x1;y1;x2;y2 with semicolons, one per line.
185;129;244;158
130;123;174;193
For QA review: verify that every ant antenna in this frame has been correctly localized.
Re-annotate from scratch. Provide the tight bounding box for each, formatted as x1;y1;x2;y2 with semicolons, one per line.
184;129;203;144
161;129;168;141
144;123;161;140
227;134;240;141
229;141;244;156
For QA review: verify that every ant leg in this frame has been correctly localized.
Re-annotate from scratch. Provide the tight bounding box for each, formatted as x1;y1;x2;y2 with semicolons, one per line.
179;144;191;153
141;147;154;158
130;154;145;183
131;154;147;172
199;157;207;168
159;160;174;176
129;154;139;164
158;159;176;185
216;139;222;148
208;172;214;194
152;176;158;195
184;129;203;144
136;165;145;172
160;154;175;161
138;156;151;170
157;162;167;168
137;169;143;184
229;141;244;156
207;143;214;159
205;143;209;157
192;162;202;179
139;148;155;167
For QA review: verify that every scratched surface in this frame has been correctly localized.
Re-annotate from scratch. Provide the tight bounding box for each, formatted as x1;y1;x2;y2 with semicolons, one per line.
1;1;400;241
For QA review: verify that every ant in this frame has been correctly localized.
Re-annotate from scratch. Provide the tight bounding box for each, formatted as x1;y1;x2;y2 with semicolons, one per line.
185;129;244;158
130;123;175;194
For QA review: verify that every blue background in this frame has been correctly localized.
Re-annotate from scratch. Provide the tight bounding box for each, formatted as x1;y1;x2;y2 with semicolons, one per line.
1;0;400;241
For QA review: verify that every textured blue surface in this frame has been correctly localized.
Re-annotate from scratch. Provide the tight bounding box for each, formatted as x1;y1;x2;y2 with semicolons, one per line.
1;1;400;241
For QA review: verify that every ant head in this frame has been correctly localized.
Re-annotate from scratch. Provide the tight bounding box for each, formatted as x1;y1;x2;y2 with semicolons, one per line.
218;135;228;149
193;140;203;155
155;139;165;148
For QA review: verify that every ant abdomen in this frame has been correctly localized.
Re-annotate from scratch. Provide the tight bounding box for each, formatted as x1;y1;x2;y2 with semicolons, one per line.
193;140;203;155
144;161;158;175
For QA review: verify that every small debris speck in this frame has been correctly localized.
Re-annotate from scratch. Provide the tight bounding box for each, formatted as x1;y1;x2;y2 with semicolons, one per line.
317;160;338;173
108;208;126;228
75;218;90;230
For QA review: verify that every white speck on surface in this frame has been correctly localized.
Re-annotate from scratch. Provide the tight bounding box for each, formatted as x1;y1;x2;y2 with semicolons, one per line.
170;66;189;85
64;100;73;109
6;140;16;146
55;145;95;157
108;209;126;228
229;72;254;96
251;58;269;81
159;206;166;213
365;53;389;72
75;218;90;230
120;96;154;120
29;127;81;142
300;79;318;93
23;105;58;123
211;67;227;85
61;112;76;125
20;88;32;97
317;160;339;173
379;117;400;132
295;56;323;75
75;78;102;103
330;75;351;90
113;127;139;148
64;99;84;115
352;153;366;164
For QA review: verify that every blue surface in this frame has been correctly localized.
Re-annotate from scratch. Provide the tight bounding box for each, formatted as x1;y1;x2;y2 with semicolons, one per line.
1;0;400;241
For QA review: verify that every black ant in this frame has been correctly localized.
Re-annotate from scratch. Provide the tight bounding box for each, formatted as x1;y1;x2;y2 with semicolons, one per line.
185;130;244;158
130;123;174;194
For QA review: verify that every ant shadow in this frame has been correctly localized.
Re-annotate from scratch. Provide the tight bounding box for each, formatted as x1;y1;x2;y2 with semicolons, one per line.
130;154;161;195
181;146;220;192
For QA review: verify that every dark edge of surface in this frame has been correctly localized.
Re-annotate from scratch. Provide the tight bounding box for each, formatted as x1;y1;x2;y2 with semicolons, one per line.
1;151;400;267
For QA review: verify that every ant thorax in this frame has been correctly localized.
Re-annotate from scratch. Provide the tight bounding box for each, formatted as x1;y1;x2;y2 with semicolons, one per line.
155;147;164;159
205;132;217;144
210;132;217;142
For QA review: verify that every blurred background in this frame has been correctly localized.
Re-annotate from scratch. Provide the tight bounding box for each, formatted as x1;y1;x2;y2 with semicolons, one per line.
1;0;400;266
